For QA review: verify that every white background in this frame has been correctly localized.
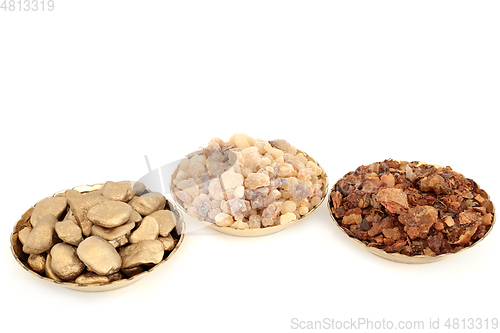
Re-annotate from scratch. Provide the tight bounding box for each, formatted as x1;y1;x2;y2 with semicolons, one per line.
1;1;499;332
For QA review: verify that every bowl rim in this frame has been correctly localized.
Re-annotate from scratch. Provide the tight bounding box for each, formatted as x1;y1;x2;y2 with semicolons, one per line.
10;182;186;291
326;161;496;264
170;148;329;237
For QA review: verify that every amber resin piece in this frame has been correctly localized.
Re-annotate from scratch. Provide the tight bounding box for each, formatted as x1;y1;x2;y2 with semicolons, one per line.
330;159;495;257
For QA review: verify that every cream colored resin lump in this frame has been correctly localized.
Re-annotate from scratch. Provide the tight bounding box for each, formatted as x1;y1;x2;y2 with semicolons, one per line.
172;133;327;229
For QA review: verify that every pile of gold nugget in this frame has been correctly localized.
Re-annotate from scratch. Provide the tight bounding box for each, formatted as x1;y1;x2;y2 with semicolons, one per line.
15;181;179;285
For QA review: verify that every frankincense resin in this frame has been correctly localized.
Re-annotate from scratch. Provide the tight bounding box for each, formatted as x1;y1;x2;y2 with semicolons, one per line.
172;133;328;230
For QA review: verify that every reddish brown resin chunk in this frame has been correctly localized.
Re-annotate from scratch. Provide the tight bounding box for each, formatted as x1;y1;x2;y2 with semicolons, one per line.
375;188;409;215
398;206;438;240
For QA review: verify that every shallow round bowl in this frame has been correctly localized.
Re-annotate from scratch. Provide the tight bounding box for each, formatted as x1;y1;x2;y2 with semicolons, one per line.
327;163;495;264
11;183;185;291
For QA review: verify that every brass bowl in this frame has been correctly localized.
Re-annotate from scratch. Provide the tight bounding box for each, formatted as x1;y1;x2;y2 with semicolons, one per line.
10;183;185;291
171;150;329;237
327;164;496;264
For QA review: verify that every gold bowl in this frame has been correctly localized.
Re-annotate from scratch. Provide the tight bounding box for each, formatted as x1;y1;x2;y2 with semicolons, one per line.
327;161;495;264
171;150;329;237
11;183;185;291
